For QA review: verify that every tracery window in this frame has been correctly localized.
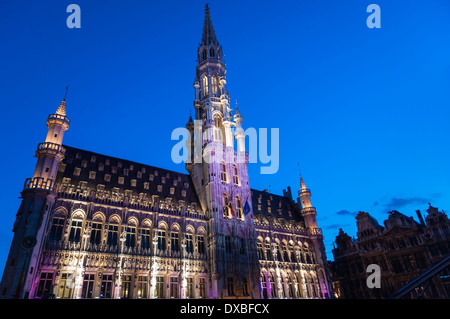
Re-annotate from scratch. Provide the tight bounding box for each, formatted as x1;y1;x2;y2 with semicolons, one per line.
197;234;206;254
232;164;239;186
257;239;264;259
90;222;102;245
48;217;65;242
220;162;227;183
235;196;243;220
125;226;136;248
203;75;209;96
170;277;179;298
137;276;148;299
157;229;166;251
155;276;164;298
265;240;273;260
223;193;231;218
186;278;194;298
81;274;95;299
171;230;180;252
141;227;151;250
269;273;277;298
68;219;82;243
283;244;290;262
58;273;73;299
211;76;218;96
100;274;113;299
36;272;53;298
107;224;119;247
185;233;194;253
227;277;234;296
199;278;206;298
121;275;131;299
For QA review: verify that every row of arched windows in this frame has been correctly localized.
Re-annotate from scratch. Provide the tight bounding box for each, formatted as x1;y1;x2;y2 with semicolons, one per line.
260;270;322;299
256;238;316;264
201;47;218;61
222;193;244;221
202;75;219;97
220;162;239;186
47;209;206;255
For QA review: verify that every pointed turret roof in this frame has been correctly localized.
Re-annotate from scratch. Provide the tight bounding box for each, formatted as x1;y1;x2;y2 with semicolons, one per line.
55;86;68;116
55;99;66;116
300;176;308;192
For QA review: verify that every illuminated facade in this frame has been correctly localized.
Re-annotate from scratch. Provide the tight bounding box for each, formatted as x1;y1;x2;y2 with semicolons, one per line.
0;5;331;299
331;207;450;298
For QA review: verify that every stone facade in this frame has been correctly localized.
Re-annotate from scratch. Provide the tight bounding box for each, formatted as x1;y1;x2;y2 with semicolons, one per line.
0;5;331;299
331;206;450;298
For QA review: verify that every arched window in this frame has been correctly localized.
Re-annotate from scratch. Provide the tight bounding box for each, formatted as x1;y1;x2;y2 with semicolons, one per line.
202;49;207;60
232;164;239;186
289;243;296;262
257;239;264;259
197;229;206;254
48;215;65;242
265;239;272;260
283;244;290;262
210;47;215;58
69;216;83;243
185;229;194;254
141;223;151;250
107;219;119;247
90;220;103;245
220;162;227;183
125;225;136;248
275;242;282;261
236;196;243;220
296;274;303;298
261;272;269;299
157;224;167;251
288;275;295;298
223;193;231;218
202;75;209;97
305;275;311;298
269;273;277;298
211;76;218;96
170;225;180;252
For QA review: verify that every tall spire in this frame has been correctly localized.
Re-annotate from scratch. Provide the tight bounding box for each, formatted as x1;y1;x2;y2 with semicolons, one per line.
201;4;219;47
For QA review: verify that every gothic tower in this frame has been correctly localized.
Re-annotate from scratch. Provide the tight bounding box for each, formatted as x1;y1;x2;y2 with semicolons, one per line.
298;176;332;296
0;97;69;298
185;5;260;298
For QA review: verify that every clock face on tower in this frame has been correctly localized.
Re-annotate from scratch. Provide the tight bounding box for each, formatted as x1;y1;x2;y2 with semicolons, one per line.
21;235;37;249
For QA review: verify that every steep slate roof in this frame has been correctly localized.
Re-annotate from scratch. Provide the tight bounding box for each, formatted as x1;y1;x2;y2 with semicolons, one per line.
57;145;301;222
250;188;304;223
57;145;201;206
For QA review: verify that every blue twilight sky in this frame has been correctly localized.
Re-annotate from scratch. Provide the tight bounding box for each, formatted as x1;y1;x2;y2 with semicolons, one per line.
0;0;449;273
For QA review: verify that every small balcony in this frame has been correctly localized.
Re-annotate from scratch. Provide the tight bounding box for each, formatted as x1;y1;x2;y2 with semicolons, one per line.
23;177;58;192
47;113;70;125
308;228;323;236
37;142;66;154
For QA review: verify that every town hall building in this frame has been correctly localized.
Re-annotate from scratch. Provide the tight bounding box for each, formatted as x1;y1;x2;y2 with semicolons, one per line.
0;5;331;299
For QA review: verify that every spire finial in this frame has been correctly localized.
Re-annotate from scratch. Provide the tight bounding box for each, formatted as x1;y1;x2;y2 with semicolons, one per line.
63;85;69;101
205;3;210;13
298;163;307;191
